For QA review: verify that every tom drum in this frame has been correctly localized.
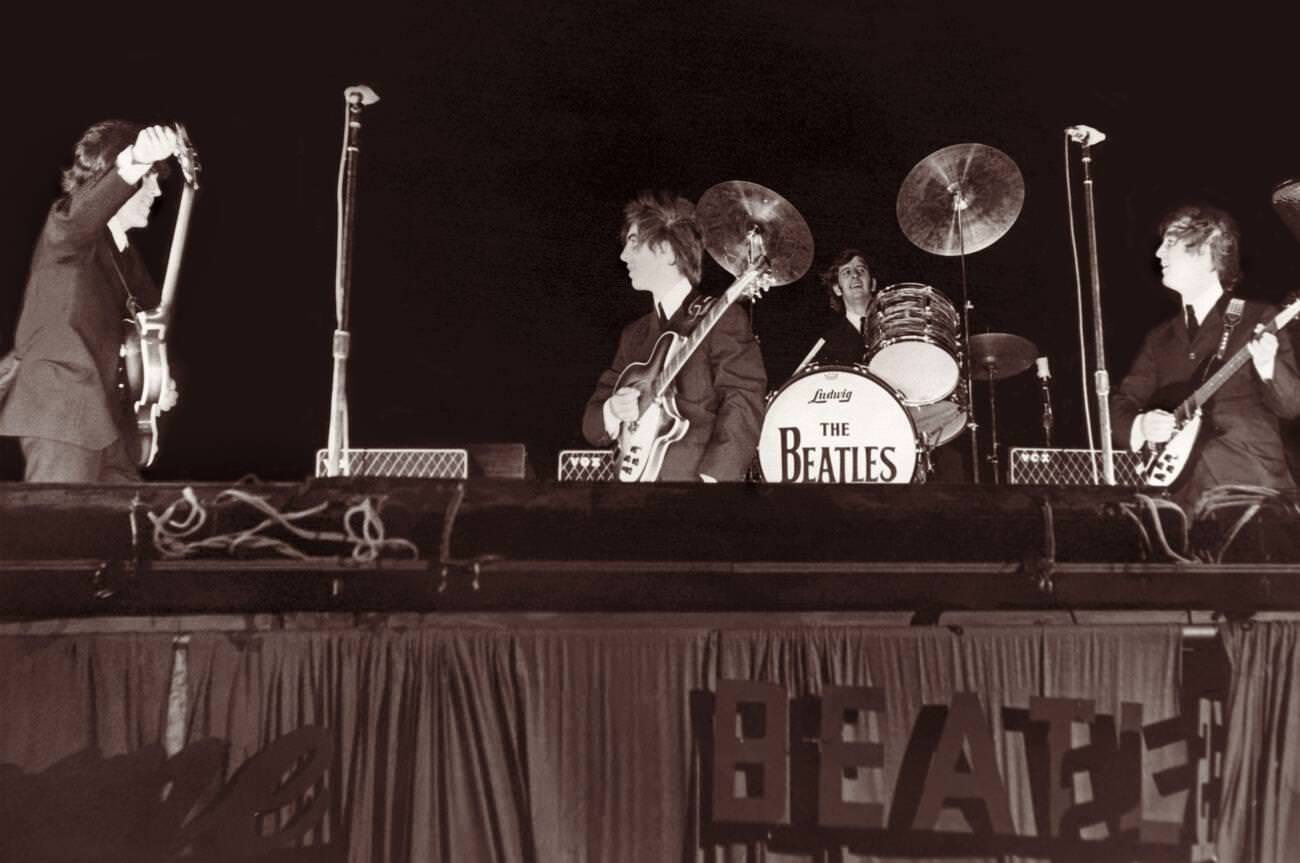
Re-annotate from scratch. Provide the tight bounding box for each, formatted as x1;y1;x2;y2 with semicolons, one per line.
865;282;962;406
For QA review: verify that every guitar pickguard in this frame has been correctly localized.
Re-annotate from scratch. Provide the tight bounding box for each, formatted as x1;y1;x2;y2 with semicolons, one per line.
1141;412;1202;487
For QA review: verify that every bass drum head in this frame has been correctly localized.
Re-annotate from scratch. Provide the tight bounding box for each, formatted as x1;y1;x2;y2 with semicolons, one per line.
758;365;917;483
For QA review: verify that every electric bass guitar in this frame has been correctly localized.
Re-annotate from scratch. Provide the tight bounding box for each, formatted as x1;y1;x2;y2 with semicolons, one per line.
1141;294;1300;487
121;123;201;467
614;268;771;481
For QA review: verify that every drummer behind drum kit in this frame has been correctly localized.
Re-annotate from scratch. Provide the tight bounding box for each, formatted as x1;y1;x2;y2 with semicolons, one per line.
612;145;1044;484
751;143;1043;484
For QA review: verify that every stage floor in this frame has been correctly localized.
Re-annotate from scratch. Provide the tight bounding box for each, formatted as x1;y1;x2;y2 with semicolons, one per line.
0;478;1298;618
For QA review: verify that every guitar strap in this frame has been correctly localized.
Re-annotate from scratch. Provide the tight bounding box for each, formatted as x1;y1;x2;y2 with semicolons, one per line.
109;247;144;317
1203;296;1245;382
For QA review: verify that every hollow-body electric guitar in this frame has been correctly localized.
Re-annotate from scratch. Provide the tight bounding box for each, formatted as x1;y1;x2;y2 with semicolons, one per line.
1141;295;1300;487
121;124;201;467
614;268;771;481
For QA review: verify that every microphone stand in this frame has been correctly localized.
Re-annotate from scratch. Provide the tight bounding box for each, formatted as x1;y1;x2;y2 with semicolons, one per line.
952;187;981;483
1079;140;1115;484
324;85;380;477
1037;361;1054;447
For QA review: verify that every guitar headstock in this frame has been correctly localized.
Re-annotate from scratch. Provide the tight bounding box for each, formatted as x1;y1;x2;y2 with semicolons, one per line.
730;267;776;303
173;123;201;190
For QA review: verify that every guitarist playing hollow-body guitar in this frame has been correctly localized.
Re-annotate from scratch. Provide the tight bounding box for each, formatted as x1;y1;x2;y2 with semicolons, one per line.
582;191;767;482
0;122;184;482
1111;203;1300;508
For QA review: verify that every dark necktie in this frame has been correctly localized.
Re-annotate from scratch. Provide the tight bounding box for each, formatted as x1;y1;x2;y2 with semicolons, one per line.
859;315;867;342
1185;305;1198;340
658;304;670;330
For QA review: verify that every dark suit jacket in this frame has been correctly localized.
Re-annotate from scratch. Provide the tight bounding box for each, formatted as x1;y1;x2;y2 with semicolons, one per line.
0;171;159;451
815;314;868;367
1111;295;1300;501
582;290;766;481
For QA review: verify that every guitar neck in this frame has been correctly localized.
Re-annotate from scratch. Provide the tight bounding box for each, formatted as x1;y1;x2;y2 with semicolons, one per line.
1178;348;1248;421
651;273;755;398
1177;300;1300;421
156;182;198;319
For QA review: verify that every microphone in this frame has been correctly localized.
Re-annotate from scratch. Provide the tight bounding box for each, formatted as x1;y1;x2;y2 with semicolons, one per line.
1036;356;1054;446
344;84;381;106
1066;124;1107;146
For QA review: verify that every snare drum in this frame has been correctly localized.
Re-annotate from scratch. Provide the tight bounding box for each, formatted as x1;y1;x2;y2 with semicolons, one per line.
865;282;962;406
757;364;917;483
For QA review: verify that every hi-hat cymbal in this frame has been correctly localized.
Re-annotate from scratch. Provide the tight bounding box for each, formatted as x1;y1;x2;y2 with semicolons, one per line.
968;332;1037;381
897;143;1025;256
696;181;814;286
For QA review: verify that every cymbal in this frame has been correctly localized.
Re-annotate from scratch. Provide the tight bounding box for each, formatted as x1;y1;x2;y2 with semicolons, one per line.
696;181;814;286
1272;178;1300;244
896;143;1025;256
968;332;1037;381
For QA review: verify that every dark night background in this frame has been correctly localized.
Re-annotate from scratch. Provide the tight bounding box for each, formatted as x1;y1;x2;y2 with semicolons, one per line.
3;2;1299;482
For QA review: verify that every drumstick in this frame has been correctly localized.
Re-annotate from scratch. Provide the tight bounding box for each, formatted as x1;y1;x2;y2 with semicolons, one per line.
794;338;825;373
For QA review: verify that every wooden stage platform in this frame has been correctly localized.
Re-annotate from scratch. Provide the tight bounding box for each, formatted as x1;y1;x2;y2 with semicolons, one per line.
1;478;1298;620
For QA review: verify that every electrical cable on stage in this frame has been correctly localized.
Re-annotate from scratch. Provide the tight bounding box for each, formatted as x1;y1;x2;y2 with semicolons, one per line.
1119;494;1195;563
433;481;503;593
1116;486;1300;564
147;487;418;562
1194;485;1300;563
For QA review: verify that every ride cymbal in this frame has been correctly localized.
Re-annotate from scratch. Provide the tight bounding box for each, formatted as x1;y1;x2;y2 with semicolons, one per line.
697;181;814;286
897;143;1025;256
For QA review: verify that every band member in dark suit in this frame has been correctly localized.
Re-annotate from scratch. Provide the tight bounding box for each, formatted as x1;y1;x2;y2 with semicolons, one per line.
806;247;969;482
0;121;179;481
1112;203;1300;506
582;190;767;481
813;248;875;366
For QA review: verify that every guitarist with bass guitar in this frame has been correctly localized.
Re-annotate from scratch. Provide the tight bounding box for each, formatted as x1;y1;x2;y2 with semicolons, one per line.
582;190;767;482
0;122;181;481
1112;203;1300;508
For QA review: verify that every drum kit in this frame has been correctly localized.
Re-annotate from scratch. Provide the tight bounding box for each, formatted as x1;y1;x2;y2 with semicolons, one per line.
697;144;1042;484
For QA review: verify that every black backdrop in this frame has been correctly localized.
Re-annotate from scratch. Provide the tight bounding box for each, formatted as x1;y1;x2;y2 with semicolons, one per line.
4;2;1300;481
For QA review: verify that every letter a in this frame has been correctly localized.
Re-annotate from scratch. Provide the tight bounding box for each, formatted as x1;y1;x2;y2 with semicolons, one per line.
912;692;1015;834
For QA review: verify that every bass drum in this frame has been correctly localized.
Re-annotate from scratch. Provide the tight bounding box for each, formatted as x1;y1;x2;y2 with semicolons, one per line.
908;379;969;448
757;364;918;484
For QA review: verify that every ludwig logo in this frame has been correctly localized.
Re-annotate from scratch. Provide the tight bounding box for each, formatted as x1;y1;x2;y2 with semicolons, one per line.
809;388;852;404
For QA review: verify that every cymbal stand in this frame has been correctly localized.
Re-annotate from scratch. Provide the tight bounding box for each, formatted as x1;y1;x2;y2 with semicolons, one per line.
951;184;981;483
744;226;765;337
983;363;1001;483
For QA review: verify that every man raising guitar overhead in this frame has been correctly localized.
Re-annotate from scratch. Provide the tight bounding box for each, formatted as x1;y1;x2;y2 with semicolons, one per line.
0;122;180;481
1112;203;1300;507
582;190;767;482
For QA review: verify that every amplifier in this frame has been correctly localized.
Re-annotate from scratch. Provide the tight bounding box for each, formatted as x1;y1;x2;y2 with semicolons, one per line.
315;448;469;479
1008;447;1143;486
557;449;617;481
315;445;532;479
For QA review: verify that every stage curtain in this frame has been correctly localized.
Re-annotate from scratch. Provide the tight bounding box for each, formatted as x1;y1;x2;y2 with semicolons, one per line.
1218;622;1300;863
0;632;174;766
0;632;176;859
1;619;1184;862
